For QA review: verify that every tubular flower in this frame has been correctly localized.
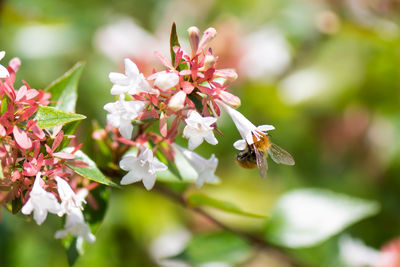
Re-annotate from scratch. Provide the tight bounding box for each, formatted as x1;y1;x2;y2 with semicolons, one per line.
104;95;146;139
173;144;218;187
183;110;218;150
21;172;62;225
119;148;167;190
56;177;86;216
109;58;157;95
54;206;96;252
216;100;275;146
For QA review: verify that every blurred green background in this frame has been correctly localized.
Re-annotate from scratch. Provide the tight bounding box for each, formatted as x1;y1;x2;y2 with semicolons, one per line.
1;0;400;266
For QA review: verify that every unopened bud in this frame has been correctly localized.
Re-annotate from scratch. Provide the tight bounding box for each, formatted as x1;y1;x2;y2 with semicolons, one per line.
197;27;217;54
188;26;200;57
218;91;241;108
9;58;21;73
214;69;238;82
154;72;179;91
168;90;187;111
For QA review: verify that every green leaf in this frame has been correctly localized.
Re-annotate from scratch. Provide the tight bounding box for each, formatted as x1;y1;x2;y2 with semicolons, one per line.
187;193;266;219
265;188;380;248
155;149;183;181
64;148;120;188
147;140;183;181
34;105;86;129
187;93;203;114
170;22;181;66
11;197;22;214
45;62;85;112
65;238;79;267
1;97;8;114
57;120;82;151
84;186;110;226
171;232;251;265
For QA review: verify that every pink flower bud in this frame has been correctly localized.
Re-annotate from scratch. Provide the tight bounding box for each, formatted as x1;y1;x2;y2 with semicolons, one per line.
214;69;238;82
197;28;217;54
9;58;21;72
218;90;241;108
188;26;200;57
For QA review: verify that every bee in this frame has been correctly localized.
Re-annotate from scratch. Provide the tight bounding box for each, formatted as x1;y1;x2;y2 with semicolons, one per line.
235;133;295;178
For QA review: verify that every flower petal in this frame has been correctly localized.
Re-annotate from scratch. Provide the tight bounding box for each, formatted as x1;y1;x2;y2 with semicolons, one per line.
119;120;133;139
120;171;141;185
124;58;139;77
0;65;10;78
233;139;246;150
257;125;275;132
142;174;156;190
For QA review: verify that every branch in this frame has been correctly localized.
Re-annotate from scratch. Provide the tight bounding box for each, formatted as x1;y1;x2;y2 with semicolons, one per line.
153;184;306;267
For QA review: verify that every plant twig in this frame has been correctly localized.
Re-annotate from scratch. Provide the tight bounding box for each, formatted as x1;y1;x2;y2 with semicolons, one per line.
153;184;305;267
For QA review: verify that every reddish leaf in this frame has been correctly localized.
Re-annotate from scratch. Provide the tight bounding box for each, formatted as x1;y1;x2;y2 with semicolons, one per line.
13;126;32;150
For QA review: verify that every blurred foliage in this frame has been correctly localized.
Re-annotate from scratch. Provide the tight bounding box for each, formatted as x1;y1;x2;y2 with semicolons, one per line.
1;0;400;266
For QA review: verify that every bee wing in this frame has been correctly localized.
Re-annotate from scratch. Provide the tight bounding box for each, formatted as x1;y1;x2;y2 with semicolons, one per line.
254;146;268;178
267;143;295;165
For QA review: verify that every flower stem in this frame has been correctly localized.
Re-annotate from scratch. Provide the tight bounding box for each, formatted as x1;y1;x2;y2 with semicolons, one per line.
153;184;306;267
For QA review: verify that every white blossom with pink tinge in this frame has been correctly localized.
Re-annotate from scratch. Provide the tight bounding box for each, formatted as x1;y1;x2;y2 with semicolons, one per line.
21;172;62;225
216;100;274;146
153;71;179;91
55;177;87;216
54;206;96;252
104;95;146;139
173;144;218;188
109;58;157;95
54;177;95;251
182;110;218;150
120;148;168;190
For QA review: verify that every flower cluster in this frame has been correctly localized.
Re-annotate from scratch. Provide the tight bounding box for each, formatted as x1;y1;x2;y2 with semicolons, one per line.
103;25;281;190
0;52;94;249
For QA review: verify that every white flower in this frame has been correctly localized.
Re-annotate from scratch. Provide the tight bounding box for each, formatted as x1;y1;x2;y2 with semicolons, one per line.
55;207;96;252
173;144;218;188
21;172;62;225
216;100;274;146
168;90;186;111
120;148;168;190
109;58;157;95
104;95;146;139
0;51;10;78
55;176;86;216
154;71;179;91
182;110;218;150
54;180;95;252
